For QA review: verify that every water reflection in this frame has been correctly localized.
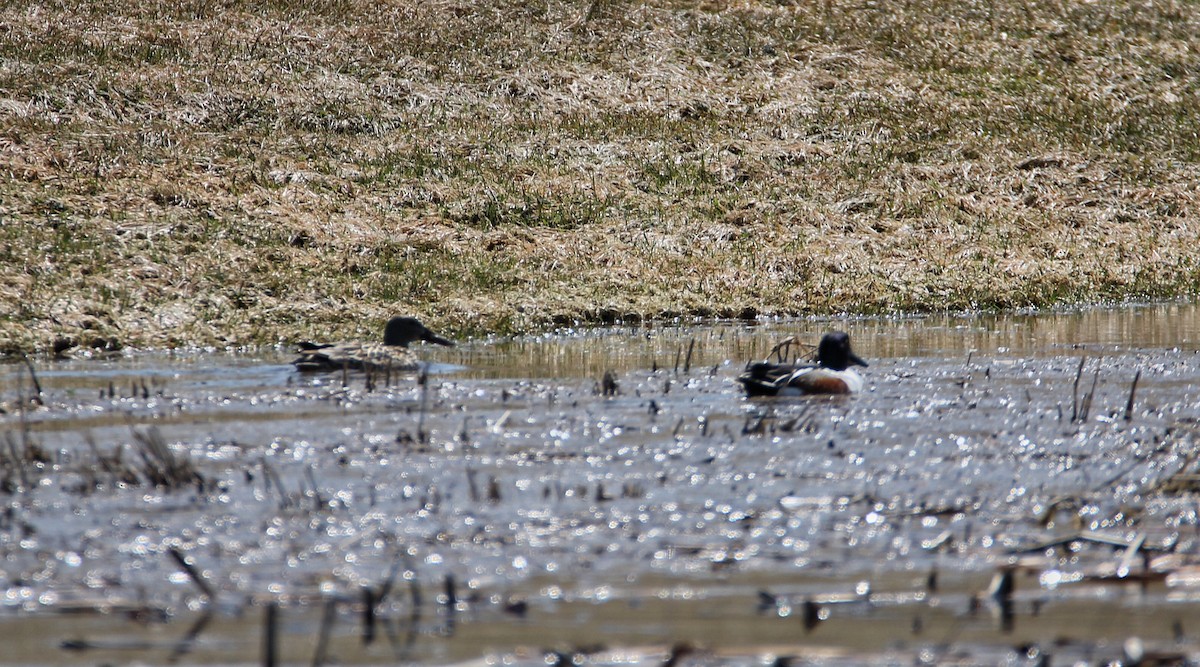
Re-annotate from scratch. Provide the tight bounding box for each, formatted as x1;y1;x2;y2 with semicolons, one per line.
445;302;1200;379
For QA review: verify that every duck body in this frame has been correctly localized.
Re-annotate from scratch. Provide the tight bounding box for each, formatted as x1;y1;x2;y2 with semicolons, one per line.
737;331;868;397
293;341;422;373
292;316;454;373
738;362;865;396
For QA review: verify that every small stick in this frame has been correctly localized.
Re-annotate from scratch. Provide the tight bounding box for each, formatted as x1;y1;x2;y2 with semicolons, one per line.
466;468;480;503
404;554;423;610
458;417;470;445
443;574;457;608
167;610;213;664
263;602;279;667
168;547;215;600
20;356;43;406
1080;365;1100;422
1071;357;1086;422
376;555;402;605
417;370;430;444
305;466;323;511
1123;370;1141;422
362;585;377;645
1116;532;1147;578
311;598;336;667
683;338;695;374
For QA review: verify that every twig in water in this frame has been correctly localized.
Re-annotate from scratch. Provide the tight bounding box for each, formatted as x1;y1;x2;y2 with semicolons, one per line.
1124;370;1141;422
167;610;213;665
311;598;336;667
417;370;430;444
1117;532;1147;578
168;547;215;600
466;468;480;503
3;431;32;492
1071;357;1086;422
1079;364;1100;422
263;602;279;667
376;554;403;605
443;573;458;608
683;338;695;374
361;585;377;645
260;458;290;509
305;465;324;511
458;417;470;446
403;552;423;610
20;356;43;406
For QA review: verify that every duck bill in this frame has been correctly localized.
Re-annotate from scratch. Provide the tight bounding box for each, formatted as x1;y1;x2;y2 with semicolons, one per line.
849;352;868;367
424;331;455;347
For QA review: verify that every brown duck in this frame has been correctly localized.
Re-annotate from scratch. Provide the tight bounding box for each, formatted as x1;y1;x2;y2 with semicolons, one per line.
292;316;454;372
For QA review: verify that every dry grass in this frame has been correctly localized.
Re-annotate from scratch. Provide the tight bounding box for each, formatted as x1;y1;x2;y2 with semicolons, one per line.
2;0;1200;352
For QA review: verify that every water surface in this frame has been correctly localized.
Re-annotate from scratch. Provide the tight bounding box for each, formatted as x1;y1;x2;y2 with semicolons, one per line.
2;304;1199;665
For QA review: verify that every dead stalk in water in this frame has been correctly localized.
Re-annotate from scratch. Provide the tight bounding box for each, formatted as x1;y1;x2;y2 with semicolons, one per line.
263;602;279;667
466;468;480;503
361;585;376;645
19;355;43;406
417;370;430;444
1124;370;1141;422
133;426;204;490
1079;365;1100;422
168;547;216;601
311;598;336;667
168;610;213;664
305;465;324;511
458;417;470;446
1071;357;1086;422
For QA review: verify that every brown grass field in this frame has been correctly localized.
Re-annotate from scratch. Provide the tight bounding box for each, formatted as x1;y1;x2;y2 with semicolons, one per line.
2;0;1199;352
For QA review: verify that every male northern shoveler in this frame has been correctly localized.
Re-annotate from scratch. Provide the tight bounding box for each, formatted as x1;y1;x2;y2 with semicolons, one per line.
737;331;868;396
292;316;454;373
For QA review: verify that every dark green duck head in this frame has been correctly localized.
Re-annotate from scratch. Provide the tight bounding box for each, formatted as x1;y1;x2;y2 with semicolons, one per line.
383;317;455;348
815;331;868;371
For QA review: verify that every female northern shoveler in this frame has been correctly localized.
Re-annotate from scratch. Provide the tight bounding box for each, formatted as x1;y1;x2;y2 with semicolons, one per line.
737;331;868;396
292;316;454;372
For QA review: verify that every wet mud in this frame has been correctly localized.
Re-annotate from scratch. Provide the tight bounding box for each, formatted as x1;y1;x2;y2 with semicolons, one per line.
2;304;1200;665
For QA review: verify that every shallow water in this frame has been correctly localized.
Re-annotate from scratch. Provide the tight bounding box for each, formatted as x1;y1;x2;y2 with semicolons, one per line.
2;304;1200;665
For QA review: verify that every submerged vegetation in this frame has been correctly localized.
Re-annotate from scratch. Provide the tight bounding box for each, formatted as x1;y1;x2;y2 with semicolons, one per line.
2;0;1200;351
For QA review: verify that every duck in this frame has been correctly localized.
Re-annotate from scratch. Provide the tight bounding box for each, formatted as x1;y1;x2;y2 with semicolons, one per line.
737;331;868;396
292;316;454;373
